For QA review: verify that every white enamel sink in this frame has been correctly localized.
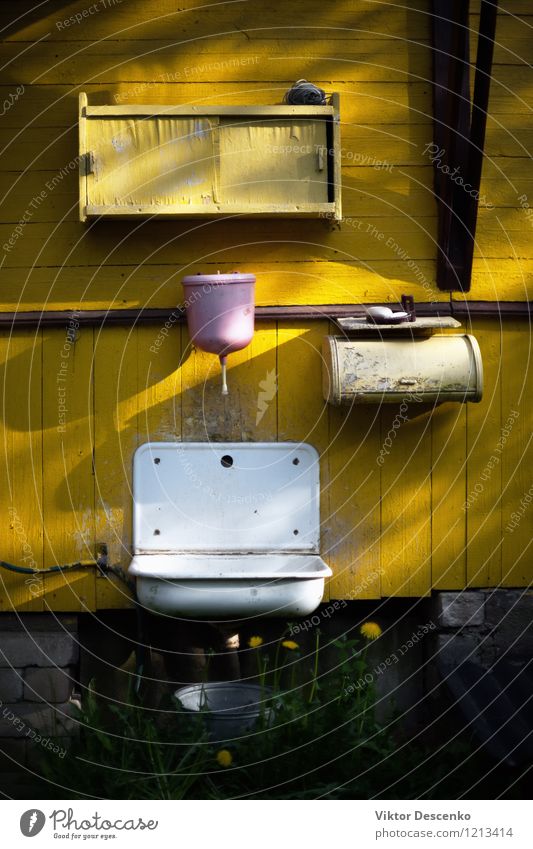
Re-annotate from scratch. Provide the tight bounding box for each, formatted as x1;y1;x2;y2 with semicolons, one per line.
128;442;331;619
130;553;331;618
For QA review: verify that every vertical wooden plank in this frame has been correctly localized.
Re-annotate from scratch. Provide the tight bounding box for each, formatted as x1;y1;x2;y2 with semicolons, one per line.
181;321;277;442
94;326;138;609
431;402;467;590
327;396;382;600
501;319;532;586
277;322;330;598
380;398;432;597
95;321;182;609
244;321;278;441
42;325;96;611
137;322;182;445
0;332;44;612
465;318;502;586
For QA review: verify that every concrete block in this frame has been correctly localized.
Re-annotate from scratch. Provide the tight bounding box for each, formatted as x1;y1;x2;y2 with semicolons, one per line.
0;772;52;799
0;614;77;632
0;702;78;738
435;633;479;667
483;589;532;619
483;590;533;661
0;632;79;668
484;589;533;626
373;619;427;730
24;667;74;704
0;738;27;771
436;591;485;628
26;735;70;770
0;668;24;702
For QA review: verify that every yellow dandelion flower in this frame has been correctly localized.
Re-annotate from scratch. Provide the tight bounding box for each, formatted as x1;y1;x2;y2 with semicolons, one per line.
216;749;233;768
281;640;299;650
248;636;263;648
360;621;382;641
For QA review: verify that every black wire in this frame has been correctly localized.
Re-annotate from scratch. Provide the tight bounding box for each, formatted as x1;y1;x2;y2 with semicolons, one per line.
0;559;95;576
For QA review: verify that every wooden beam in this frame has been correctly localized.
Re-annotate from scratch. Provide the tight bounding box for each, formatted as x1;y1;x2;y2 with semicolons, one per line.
432;0;472;291
85;104;335;118
462;0;500;287
431;0;499;291
0;301;529;329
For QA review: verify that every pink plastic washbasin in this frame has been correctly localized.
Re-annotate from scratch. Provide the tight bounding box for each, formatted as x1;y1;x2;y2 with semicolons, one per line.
182;272;256;356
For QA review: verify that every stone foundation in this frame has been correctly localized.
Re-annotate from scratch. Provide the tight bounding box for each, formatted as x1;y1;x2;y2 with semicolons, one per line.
0;614;79;781
432;588;533;668
0;589;531;790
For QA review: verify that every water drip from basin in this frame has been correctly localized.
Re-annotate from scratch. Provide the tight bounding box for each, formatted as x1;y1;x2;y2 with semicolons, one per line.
220;354;229;396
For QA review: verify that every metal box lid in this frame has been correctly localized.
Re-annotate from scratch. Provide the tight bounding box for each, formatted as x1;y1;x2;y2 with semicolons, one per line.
133;442;321;553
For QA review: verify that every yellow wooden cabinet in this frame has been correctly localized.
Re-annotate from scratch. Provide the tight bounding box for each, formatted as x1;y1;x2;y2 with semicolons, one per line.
79;94;342;220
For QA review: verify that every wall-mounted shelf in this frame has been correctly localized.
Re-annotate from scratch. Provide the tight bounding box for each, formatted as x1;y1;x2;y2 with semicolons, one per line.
79;93;341;222
336;316;461;335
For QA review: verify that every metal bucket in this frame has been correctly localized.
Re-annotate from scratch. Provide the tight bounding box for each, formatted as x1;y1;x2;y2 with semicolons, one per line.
174;682;272;742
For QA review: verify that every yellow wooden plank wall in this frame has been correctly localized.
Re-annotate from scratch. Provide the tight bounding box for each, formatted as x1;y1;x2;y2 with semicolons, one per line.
0;0;531;610
0;317;529;609
0;333;44;612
